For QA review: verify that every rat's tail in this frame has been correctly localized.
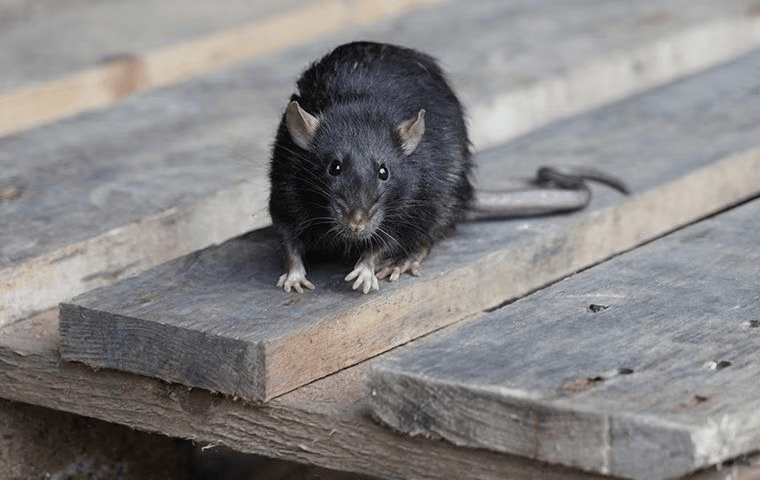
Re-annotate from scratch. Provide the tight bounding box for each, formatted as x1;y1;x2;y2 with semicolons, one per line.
467;166;629;220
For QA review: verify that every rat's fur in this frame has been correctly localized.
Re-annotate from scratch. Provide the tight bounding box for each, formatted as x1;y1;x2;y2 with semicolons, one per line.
269;41;473;293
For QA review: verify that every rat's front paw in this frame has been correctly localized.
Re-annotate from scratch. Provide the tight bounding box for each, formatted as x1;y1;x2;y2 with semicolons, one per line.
345;263;379;294
277;269;315;293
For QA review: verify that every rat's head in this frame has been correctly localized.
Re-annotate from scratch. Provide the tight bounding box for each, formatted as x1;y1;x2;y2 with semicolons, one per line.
285;100;425;246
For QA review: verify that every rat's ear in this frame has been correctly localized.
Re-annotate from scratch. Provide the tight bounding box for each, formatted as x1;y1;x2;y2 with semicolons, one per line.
286;101;319;150
398;109;425;156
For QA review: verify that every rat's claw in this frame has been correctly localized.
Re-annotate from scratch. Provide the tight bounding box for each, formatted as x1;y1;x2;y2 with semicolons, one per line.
376;265;399;281
277;271;315;293
345;264;379;294
377;259;421;282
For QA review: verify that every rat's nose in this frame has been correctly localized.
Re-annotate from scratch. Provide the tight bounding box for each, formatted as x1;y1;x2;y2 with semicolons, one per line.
347;210;369;234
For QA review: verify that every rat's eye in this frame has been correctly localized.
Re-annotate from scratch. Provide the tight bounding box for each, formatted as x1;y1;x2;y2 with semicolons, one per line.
328;159;342;176
378;164;389;181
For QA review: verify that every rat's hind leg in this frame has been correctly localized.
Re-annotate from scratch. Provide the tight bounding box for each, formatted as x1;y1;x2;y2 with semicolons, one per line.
376;242;430;282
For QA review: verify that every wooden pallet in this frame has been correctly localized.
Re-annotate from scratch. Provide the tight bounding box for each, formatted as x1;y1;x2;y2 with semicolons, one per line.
4;1;760;479
59;47;760;402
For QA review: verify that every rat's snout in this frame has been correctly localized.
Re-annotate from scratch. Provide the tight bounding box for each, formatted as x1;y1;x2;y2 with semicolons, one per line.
347;209;370;234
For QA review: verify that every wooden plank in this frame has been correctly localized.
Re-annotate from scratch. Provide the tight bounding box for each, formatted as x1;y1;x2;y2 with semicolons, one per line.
5;0;760;326
0;0;443;137
0;0;307;93
0;311;620;480
4;311;760;479
3;0;760;140
58;49;760;402
365;197;760;480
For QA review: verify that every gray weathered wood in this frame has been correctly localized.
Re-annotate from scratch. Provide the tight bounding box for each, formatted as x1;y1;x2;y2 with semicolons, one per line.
4;0;760;326
5;0;760;139
59;50;760;402
0;0;442;137
0;0;311;93
4;307;760;478
0;311;622;480
366;197;760;480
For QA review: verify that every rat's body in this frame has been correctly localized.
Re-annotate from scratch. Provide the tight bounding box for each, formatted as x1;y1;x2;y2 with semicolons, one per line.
269;41;473;293
269;41;628;293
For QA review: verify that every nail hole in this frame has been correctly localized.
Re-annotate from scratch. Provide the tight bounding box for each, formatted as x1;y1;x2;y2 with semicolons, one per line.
706;360;732;370
561;368;632;394
588;304;609;313
683;394;710;410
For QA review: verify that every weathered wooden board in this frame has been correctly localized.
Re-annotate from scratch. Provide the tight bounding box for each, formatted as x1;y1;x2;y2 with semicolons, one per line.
0;0;310;93
59;50;760;402
4;0;760;327
366;196;760;480
3;0;760;140
4;310;760;478
0;311;622;480
0;0;443;137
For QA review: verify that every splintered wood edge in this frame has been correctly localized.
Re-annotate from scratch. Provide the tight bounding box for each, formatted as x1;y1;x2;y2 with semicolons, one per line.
371;367;760;480
263;147;760;401
365;367;703;479
0;0;442;138
58;303;268;401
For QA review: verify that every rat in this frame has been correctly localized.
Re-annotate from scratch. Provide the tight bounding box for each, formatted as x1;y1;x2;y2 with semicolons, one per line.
268;41;627;294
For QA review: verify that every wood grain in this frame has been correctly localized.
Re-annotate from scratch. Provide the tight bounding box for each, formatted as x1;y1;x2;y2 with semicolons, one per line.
0;310;621;480
5;0;760;327
366;197;760;480
3;310;759;478
59;50;760;402
0;0;442;138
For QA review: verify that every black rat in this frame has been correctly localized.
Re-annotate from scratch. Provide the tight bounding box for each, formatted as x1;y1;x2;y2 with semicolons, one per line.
268;41;627;294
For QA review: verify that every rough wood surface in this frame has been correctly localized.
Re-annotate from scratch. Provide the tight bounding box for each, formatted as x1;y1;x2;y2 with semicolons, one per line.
0;0;313;93
4;0;760;140
4;0;760;326
366;196;760;480
59;50;760;402
3;310;760;479
0;0;442;137
0;311;621;480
